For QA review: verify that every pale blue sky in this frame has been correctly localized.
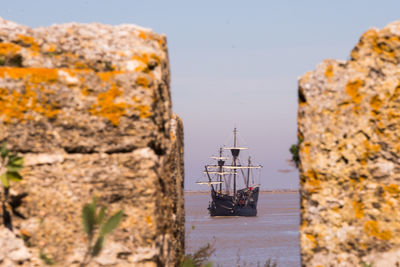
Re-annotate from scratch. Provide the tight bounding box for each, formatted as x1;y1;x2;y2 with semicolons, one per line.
2;1;400;190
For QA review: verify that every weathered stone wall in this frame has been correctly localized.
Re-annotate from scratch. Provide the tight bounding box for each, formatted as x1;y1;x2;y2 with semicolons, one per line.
298;21;400;266
0;18;184;266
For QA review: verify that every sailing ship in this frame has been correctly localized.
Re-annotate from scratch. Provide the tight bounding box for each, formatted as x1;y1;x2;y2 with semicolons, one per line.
197;128;262;216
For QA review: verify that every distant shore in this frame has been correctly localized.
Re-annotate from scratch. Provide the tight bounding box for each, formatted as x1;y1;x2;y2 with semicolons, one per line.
185;189;299;195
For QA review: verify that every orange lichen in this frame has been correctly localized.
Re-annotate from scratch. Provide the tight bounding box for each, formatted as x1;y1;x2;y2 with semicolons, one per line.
345;79;364;104
0;86;60;123
136;30;165;48
47;44;57;53
363;140;381;154
384;184;400;195
136;76;150;88
146;216;153;225
97;71;124;82
0;67;58;84
89;85;128;126
132;53;161;73
136;105;152;118
17;34;39;52
324;65;334;78
74;61;88;69
0;43;21;56
332;206;340;213
301;142;311;155
137;30;148;40
303;169;320;193
364;220;391;241
305;234;317;249
370;95;383;110
353;200;364;219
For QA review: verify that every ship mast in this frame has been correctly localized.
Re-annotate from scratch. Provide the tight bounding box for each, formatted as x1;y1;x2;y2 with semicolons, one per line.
233;128;238;196
218;147;223;192
247;156;251;188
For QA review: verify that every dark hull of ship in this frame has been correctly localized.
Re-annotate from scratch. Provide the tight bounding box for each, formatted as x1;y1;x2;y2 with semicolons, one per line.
208;187;259;216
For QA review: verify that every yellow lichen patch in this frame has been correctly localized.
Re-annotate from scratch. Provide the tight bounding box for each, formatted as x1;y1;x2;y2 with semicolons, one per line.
137;30;148;40
132;53;161;73
363;140;381;154
145;216;153;226
301;141;311;155
305;234;317;249
47;44;57;53
377;42;395;58
17;34;39;51
74;61;88;69
304;169;320;193
0;43;21;56
80;86;92;96
136;76;150;88
0;67;58;84
352;200;364;219
89;85;128;126
370;95;383;111
136;105;152;118
0;86;60;123
325;64;334;78
332;206;340;213
345;79;364;104
364;220;391;241
97;71;124;82
384;184;400;195
136;30;165;48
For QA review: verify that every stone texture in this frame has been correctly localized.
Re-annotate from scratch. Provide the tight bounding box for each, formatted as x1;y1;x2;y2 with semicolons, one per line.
298;21;400;266
0;18;184;266
0;226;32;266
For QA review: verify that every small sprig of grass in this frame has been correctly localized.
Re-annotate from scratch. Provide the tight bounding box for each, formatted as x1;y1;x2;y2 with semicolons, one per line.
0;141;24;230
80;196;123;267
181;240;215;267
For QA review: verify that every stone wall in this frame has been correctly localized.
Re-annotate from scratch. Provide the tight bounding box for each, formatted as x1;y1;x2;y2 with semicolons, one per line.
0;18;184;266
298;21;400;266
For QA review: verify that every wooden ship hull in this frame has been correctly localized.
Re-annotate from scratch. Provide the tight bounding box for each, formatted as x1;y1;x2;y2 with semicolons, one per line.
208;187;259;216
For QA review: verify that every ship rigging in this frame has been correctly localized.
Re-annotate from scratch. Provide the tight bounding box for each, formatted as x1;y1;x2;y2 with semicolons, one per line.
196;128;262;216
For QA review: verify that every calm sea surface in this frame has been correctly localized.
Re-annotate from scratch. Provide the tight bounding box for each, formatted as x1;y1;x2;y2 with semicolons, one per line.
185;192;300;267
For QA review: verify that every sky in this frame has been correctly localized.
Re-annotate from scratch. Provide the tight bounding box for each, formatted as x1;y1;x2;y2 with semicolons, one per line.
2;1;400;190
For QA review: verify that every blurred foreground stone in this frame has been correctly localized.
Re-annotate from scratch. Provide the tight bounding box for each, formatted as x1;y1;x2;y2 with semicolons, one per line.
0;18;184;266
298;21;400;266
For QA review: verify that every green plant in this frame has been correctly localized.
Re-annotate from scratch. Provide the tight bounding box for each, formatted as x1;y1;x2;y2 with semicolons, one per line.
40;249;55;265
0;141;24;230
289;137;302;168
361;261;373;267
181;241;215;267
80;196;123;267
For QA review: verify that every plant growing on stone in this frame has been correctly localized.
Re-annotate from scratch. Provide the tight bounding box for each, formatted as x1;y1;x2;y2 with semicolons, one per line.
80;196;123;267
289;137;302;168
0;141;24;230
181;241;215;267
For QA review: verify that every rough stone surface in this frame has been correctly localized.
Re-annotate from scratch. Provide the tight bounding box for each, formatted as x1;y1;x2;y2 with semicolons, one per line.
0;18;184;266
298;21;400;266
0;226;31;266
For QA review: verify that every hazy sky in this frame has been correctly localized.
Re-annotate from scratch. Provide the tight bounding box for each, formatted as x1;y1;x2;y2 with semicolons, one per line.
2;1;400;190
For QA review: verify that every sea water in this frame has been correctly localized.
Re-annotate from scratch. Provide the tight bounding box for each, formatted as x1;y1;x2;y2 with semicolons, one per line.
185;192;300;267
